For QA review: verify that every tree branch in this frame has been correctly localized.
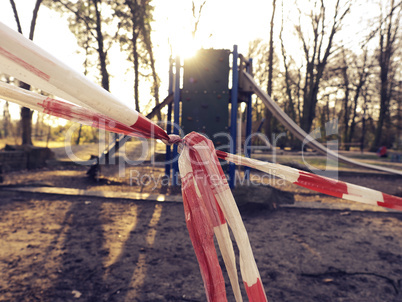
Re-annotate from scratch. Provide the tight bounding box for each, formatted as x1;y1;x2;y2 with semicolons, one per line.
29;0;43;40
9;0;23;34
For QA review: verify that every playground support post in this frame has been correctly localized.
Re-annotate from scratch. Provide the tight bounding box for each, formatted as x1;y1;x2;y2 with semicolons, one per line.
165;58;174;179
244;58;253;181
229;45;239;188
172;56;181;186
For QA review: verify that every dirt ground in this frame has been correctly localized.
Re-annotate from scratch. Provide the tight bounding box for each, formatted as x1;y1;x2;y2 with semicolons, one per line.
0;164;402;302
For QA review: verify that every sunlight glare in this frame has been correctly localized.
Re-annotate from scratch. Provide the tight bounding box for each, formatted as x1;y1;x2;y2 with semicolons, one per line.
176;41;199;59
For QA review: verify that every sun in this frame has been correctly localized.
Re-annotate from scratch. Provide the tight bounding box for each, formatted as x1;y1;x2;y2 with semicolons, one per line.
176;41;199;60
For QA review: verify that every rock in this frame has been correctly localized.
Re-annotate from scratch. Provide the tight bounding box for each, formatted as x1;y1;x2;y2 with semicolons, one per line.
71;290;82;298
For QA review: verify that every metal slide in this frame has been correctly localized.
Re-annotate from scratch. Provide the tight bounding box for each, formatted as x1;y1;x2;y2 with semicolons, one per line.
241;70;402;176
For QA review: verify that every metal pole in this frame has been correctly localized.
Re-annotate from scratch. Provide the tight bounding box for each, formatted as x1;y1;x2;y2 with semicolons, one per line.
165;58;174;178
172;56;181;186
229;45;238;188
245;58;253;180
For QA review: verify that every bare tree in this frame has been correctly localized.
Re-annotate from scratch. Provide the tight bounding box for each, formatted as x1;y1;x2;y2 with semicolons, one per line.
124;0;142;111
191;0;207;39
76;26;93;145
45;0;112;92
264;0;277;138
138;0;161;119
46;0;160;117
294;0;350;134
114;0;159;113
340;50;350;147
10;0;43;145
279;2;297;123
2;101;12;139
247;39;268;124
329;47;372;150
371;0;401;150
91;0;110;91
346;49;371;148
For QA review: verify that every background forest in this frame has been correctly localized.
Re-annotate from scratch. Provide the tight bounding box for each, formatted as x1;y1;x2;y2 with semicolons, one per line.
0;0;401;152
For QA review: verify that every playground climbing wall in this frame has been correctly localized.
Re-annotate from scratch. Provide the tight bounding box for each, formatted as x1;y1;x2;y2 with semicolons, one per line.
181;49;231;147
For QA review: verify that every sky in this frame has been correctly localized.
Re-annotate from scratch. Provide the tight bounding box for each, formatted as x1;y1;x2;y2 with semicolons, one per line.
0;0;378;120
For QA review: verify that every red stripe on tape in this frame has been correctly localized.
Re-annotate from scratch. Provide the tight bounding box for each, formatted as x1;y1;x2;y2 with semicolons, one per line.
244;279;267;302
181;173;227;301
0;46;50;81
37;98;142;137
215;150;228;160
131;114;169;141
189;151;226;226
295;171;348;198
378;193;402;211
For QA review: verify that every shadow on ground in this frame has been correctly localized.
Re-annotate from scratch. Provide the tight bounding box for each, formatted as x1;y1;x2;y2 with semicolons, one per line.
0;188;402;301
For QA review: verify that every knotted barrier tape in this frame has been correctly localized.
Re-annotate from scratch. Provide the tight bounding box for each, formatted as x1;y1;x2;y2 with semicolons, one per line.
179;133;267;302
1;21;402;302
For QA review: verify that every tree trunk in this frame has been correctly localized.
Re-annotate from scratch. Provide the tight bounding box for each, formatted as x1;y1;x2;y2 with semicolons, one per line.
92;0;110;91
347;94;359;148
264;0;276;138
301;77;318;134
300;58;315;133
3;101;11;138
125;0;141;112
347;70;367;146
75;124;82;145
279;5;297;148
133;31;140;112
371;0;398;151
21;107;33;145
267;0;276;97
360;104;366;153
372;79;390;149
139;1;161;119
20;80;34;144
341;64;350;150
10;0;43;145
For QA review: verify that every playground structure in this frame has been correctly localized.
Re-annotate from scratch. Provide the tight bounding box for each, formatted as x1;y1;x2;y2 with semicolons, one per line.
87;47;251;186
90;45;402;188
166;46;402;184
87;47;252;187
165;47;253;187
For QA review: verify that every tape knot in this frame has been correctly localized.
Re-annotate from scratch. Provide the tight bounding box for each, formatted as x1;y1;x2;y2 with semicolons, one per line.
167;134;182;145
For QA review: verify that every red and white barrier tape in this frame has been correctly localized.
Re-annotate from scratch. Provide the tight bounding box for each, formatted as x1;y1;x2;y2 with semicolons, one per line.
216;150;402;211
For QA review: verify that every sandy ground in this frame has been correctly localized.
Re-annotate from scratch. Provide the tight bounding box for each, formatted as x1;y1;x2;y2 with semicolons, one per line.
0;163;402;302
